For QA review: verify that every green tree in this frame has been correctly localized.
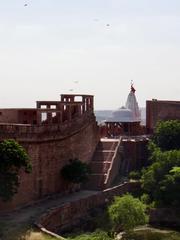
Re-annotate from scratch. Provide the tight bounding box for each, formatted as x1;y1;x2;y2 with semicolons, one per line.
153;120;180;151
141;149;180;206
156;166;180;206
108;194;148;232
61;159;90;184
0;139;31;201
141;120;180;206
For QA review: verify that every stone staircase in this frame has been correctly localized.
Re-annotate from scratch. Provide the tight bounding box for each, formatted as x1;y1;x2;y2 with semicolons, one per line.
86;139;120;190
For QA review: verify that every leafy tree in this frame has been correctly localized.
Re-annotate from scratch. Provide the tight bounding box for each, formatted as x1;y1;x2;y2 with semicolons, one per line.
0;139;31;201
153;120;180;151
61;159;90;184
141;149;180;206
156;166;180;206
108;194;148;232
141;120;180;206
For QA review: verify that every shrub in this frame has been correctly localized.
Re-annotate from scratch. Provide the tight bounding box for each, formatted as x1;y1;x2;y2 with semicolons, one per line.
67;229;113;240
129;171;141;180
61;159;90;184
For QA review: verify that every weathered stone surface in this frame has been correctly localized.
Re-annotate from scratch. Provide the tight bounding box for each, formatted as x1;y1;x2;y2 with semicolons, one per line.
0;116;99;211
146;100;180;133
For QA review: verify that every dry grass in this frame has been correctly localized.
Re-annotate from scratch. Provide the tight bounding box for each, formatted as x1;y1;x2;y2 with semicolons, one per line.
24;232;44;240
21;231;56;240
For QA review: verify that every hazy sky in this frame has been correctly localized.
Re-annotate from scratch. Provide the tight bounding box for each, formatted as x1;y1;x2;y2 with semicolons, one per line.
0;0;180;109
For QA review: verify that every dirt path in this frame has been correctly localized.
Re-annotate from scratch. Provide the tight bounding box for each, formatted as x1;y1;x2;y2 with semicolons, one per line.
0;190;98;240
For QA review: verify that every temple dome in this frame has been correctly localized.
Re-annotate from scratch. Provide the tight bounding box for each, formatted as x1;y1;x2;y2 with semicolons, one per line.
108;107;134;122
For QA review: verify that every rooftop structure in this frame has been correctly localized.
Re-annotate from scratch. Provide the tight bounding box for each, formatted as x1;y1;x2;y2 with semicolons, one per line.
0;94;94;126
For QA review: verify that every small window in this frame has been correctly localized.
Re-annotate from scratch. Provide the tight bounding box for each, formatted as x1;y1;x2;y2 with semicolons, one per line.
50;105;56;109
0;112;2;116
75;96;82;102
40;105;47;109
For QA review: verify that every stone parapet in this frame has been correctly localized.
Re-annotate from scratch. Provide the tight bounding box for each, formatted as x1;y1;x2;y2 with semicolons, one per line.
0;113;99;211
0;113;95;143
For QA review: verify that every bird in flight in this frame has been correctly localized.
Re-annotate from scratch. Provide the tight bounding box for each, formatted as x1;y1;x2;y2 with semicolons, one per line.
24;3;28;7
106;24;110;27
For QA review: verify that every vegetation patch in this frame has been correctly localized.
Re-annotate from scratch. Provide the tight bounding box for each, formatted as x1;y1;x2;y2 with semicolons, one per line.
61;159;90;184
141;120;180;207
108;194;148;232
67;229;113;240
0;139;31;201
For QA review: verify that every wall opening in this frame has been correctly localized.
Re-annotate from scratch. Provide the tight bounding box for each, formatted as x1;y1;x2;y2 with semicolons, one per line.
41;112;48;122
75;96;82;102
52;112;57;118
40;105;47;109
50;105;56;109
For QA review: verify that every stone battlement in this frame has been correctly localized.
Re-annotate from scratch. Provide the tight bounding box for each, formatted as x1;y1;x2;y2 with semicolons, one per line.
0;112;95;143
0;94;94;126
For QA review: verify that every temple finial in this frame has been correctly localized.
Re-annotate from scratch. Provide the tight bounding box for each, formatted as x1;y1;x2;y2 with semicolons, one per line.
130;80;136;93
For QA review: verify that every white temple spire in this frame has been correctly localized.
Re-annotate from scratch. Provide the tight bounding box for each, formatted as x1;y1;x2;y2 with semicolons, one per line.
125;82;141;122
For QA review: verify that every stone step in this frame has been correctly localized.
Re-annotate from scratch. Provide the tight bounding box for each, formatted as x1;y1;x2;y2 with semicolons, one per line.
89;161;111;174
97;141;118;151
92;151;115;162
87;139;120;190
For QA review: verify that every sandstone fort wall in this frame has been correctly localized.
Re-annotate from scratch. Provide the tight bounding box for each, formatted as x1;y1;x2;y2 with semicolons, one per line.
0;114;99;211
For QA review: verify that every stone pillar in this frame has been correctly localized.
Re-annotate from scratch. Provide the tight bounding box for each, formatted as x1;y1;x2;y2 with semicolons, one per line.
36;102;40;108
77;104;82;116
36;110;41;125
90;96;94;112
46;104;51;124
67;105;72;122
82;97;86;113
56;112;62;124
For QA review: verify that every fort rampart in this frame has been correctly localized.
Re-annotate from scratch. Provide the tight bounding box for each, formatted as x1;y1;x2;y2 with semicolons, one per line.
0;95;99;211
